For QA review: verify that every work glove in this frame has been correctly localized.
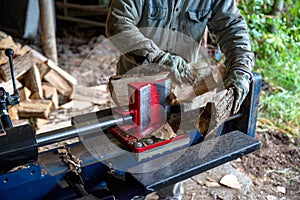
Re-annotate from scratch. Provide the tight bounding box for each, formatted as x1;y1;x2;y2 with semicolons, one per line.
224;69;252;114
154;52;192;83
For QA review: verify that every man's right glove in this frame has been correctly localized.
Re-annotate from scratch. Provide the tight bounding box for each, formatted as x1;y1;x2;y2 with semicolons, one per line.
224;69;252;114
154;52;191;82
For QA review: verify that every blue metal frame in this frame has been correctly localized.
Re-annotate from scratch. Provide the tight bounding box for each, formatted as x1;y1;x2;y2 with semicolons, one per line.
0;74;262;200
223;72;262;137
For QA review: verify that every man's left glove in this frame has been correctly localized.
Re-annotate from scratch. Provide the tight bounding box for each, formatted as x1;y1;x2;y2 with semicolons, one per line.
224;69;252;114
154;52;191;82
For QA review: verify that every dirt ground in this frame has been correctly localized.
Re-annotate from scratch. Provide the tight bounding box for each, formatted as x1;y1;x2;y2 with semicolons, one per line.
30;23;300;200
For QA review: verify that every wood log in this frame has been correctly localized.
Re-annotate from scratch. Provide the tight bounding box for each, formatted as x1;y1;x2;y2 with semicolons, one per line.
17;100;53;119
19;87;31;101
171;65;225;102
197;88;234;137
44;70;72;96
23;64;43;99
70;85;108;105
0;51;34;81
180;89;217;112
42;84;59;109
0;80;22;94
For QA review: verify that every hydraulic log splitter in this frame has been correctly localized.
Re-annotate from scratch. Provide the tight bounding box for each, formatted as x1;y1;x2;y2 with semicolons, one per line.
0;49;262;199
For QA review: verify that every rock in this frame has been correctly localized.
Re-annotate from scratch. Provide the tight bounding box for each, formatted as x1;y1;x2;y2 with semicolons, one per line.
219;174;242;189
267;195;279;200
276;186;286;194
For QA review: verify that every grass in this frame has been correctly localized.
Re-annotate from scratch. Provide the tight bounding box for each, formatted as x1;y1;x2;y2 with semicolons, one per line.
254;32;300;137
243;6;300;137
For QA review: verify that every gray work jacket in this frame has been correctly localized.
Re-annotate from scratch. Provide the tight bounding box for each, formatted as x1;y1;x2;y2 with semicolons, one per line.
106;0;254;75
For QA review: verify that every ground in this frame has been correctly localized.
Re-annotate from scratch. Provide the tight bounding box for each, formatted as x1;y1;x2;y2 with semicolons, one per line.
29;23;300;200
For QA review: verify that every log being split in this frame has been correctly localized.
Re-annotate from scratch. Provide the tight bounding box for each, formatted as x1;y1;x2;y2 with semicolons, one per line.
197;88;234;137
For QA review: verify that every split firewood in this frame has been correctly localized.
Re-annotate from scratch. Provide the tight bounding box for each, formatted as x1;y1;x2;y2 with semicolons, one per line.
42;84;59;109
21;45;78;86
22;64;43;99
44;70;72;96
0;51;34;81
36;61;50;79
0;32;19;66
196;88;234;137
70;85;109;105
17;100;53;119
0;79;22;94
46;60;78;86
8;105;18;121
60;100;93;111
19;87;31;101
0;31;15;49
21;45;47;63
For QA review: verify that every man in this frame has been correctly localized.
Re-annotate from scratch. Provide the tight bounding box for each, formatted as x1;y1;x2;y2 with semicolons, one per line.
106;0;254;199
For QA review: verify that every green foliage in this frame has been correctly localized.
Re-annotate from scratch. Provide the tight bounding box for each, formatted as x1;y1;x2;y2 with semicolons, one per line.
239;0;300;135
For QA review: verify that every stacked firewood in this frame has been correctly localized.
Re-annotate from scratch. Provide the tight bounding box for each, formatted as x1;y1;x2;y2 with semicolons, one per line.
0;31;110;126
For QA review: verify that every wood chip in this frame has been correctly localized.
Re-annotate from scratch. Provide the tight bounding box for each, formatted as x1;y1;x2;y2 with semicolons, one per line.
148;123;176;140
277;186;286;194
219;174;242;189
204;181;221;188
206;176;216;182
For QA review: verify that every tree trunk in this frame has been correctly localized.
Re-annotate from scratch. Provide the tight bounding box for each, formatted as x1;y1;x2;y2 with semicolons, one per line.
270;0;284;33
39;0;58;64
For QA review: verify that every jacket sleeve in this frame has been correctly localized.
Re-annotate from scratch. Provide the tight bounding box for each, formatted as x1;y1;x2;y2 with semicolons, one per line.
207;0;254;75
106;0;162;65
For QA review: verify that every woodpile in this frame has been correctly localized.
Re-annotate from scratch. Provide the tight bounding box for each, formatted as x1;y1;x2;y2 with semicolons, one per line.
0;31;110;127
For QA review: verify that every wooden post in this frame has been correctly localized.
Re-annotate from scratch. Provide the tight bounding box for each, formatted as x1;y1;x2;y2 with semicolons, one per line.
39;0;58;64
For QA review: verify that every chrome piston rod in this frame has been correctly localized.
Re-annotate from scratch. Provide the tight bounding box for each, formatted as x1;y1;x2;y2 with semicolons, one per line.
36;114;132;147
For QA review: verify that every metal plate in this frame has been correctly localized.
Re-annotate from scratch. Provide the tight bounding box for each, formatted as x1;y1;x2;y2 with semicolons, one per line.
127;131;261;193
